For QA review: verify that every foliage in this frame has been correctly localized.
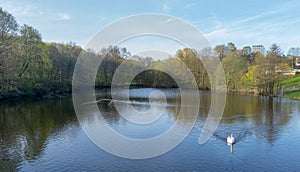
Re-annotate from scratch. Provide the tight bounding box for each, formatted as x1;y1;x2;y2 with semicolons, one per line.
0;8;82;98
222;51;247;91
241;44;291;96
242;65;257;89
0;8;296;98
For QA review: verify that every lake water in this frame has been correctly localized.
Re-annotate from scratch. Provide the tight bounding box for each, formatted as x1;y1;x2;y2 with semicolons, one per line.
1;88;300;171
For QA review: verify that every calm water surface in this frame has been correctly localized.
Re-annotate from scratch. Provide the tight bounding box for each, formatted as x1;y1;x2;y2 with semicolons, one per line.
1;88;300;171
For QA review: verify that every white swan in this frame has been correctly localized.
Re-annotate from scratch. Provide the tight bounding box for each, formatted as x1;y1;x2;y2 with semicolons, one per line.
227;134;235;145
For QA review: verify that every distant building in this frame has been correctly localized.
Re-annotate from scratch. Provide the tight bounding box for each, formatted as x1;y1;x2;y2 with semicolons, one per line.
252;45;265;55
224;48;232;56
242;46;252;56
295;57;300;69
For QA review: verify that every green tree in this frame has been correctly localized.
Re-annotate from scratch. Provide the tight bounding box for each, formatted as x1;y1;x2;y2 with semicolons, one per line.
0;8;18;94
242;46;253;65
214;45;225;60
17;24;52;94
0;7;18;57
251;44;290;95
175;48;209;88
47;42;82;90
222;51;247;91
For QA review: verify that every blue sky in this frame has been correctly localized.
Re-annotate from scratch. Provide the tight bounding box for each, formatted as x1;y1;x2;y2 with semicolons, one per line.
1;0;300;55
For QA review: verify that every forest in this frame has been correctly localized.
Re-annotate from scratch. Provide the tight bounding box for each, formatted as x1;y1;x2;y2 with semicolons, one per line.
0;8;296;99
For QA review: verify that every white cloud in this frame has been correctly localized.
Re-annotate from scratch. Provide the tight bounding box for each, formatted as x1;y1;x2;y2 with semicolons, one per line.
56;13;71;21
0;0;45;17
209;13;223;30
232;9;282;26
0;1;71;22
162;3;171;13
201;1;300;52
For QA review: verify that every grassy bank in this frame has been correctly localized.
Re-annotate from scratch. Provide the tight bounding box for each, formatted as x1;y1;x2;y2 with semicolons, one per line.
281;75;300;99
285;92;300;99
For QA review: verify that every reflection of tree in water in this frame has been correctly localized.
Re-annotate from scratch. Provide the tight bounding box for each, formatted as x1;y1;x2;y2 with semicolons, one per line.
222;94;257;122
98;101;121;124
252;97;292;145
212;94;294;145
97;90;296;146
96;92;121;124
97;89;183;125
0;98;78;171
98;89;295;146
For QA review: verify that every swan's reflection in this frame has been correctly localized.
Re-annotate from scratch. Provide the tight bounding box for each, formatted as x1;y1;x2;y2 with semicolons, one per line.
228;143;233;154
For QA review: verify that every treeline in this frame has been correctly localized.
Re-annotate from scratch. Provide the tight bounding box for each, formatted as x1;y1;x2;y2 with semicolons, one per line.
95;46;210;89
95;43;292;97
0;8;83;99
0;8;294;99
220;43;291;96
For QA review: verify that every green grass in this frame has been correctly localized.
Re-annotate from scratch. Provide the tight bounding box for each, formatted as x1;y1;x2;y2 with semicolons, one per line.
285;91;300;99
281;76;300;87
281;76;300;99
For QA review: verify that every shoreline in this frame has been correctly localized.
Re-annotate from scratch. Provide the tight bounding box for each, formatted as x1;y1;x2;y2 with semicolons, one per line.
282;96;300;101
0;87;299;102
0;89;71;102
